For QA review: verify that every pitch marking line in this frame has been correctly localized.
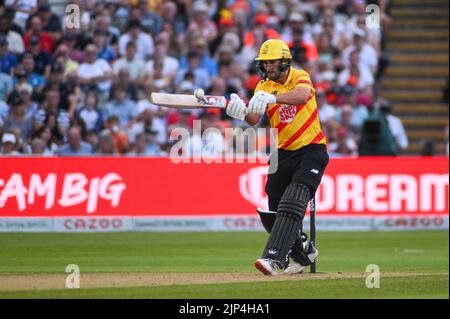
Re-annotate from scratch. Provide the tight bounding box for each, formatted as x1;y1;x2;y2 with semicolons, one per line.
0;272;448;291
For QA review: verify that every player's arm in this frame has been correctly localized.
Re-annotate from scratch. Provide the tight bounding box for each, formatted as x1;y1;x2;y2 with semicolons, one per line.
244;112;261;126
274;86;311;105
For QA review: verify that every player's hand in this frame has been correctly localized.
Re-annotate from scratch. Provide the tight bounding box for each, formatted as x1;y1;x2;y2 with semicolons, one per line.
226;93;247;120
248;91;277;115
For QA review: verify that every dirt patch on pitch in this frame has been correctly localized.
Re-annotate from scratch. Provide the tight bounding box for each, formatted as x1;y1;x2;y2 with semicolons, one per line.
0;272;447;291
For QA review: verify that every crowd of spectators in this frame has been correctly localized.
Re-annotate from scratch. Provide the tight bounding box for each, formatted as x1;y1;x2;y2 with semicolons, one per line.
0;0;415;157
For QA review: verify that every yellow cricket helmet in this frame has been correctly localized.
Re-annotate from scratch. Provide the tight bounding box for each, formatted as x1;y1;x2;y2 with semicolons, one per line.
255;39;292;61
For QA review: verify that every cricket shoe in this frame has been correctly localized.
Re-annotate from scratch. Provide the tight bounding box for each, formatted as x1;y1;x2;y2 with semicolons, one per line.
284;242;319;275
254;258;280;276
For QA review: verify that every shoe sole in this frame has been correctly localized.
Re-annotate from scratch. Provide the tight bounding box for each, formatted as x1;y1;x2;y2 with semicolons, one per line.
254;260;277;276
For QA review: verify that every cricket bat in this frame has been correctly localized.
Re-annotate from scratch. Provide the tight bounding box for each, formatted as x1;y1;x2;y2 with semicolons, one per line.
150;93;228;109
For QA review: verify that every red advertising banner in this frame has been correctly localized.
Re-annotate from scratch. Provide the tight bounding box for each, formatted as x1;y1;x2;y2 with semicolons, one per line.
0;157;448;217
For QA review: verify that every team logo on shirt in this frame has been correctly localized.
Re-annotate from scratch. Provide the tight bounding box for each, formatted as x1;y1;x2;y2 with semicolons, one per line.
278;105;297;124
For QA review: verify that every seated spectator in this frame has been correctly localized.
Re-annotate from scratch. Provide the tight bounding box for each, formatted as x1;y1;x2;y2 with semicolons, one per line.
96;131;117;155
14;82;38;119
32;125;58;155
21;34;51;75
2;95;33;140
58;126;92;156
61;32;84;64
0;132;20;155
328;127;358;157
30;137;47;155
0;34;18;75
103;116;129;154
337;50;374;95
26;3;62;43
33;89;70;140
92;29;115;64
0;14;25;55
145;39;179;87
23;15;55;54
118;20;154;61
0;71;13;100
15;53;46;93
341;29;378;75
179;37;218;78
113;41;146;84
317;89;336;124
176;52;210;90
77;44;113;102
102;84;137;128
53;43;79;77
77;90;103;132
187;2;218;43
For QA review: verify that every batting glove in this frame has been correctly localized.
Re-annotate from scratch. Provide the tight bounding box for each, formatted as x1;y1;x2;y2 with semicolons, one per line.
248;91;277;115
226;93;247;120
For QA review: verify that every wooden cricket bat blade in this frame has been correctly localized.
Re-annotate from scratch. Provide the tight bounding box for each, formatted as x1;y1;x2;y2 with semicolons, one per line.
150;93;227;109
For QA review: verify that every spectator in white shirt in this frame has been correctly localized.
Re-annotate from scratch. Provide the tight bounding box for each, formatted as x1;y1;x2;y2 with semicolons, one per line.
113;41;146;84
338;50;374;94
118;20;154;61
341;29;378;75
77;44;113;100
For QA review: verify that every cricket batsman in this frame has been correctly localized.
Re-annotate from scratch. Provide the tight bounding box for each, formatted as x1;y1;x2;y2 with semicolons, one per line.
226;39;329;275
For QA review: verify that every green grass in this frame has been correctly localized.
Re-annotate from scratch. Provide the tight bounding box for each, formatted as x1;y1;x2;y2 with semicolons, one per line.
0;231;448;298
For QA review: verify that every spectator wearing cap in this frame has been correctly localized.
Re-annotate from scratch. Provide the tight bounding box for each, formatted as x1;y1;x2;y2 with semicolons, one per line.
3;95;33;141
26;3;62;42
92;29;116;64
113;41;146;85
15;53;46;93
102;84;137;129
187;2;218;43
58;126;92;156
20;34;52;75
77;44;113;101
0;14;25;55
0;34;18;75
77;90;103;133
176;52;211;91
341;29;378;75
0;132;20;156
23;15;55;54
118;20;154;61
